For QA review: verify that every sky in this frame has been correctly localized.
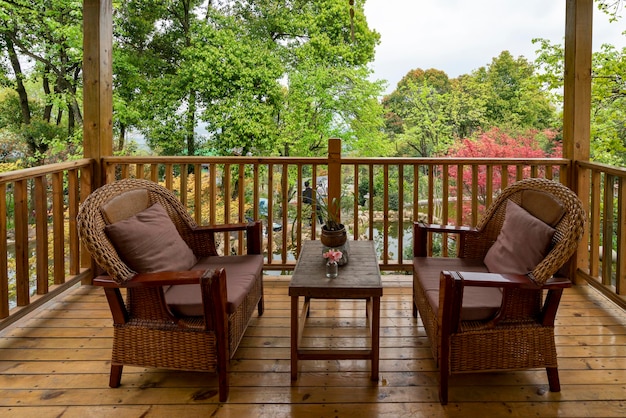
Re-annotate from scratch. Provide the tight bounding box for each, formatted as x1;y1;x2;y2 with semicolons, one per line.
363;0;626;95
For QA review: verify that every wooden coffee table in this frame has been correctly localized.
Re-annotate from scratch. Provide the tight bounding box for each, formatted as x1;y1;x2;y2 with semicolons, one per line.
289;240;383;381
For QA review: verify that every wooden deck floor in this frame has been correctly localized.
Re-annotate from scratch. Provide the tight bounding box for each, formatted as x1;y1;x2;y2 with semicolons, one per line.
0;275;625;417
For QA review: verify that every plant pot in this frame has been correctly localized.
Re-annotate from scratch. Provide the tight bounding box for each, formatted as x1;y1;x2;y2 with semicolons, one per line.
320;224;347;248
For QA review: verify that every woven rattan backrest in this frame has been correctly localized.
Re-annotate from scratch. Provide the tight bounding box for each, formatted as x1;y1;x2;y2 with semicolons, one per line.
77;178;200;283
475;178;586;284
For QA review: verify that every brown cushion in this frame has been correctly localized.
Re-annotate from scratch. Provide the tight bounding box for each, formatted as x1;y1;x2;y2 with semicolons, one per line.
483;200;555;274
521;189;565;227
104;202;197;273
100;189;151;224
164;254;263;315
413;257;503;321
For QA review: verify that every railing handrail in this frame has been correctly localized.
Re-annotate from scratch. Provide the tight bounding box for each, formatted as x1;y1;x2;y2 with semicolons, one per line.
102;155;569;165
577;160;626;176
0;159;93;183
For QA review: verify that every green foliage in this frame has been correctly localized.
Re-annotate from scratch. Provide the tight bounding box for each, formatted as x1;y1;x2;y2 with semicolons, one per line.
383;52;559;158
478;51;557;129
0;89;24;128
534;37;626;166
387;69;454;157
0;127;28;163
597;1;624;22
1;0;84;166
382;68;454;157
357;177;369;206
111;0;385;158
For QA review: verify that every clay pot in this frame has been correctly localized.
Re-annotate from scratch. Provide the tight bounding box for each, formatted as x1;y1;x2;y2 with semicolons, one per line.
320;224;347;248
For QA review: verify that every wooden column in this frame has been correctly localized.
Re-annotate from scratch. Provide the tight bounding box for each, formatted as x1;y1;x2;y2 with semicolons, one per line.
563;0;592;281
327;138;342;223
83;0;113;189
81;0;112;283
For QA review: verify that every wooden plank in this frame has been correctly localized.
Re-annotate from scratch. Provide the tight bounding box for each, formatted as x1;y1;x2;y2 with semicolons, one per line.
0;183;7;318
34;176;49;295
52;172;65;285
0;277;624;416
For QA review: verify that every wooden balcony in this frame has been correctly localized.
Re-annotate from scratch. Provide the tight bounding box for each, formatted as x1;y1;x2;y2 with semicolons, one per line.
1;151;626;415
1;274;625;416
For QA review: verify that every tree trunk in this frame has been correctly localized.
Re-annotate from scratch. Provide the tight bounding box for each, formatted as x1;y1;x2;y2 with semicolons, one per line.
4;33;31;124
117;124;126;152
186;89;197;156
43;66;53;123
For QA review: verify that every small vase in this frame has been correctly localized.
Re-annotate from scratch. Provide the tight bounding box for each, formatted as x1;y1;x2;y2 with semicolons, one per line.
325;261;338;278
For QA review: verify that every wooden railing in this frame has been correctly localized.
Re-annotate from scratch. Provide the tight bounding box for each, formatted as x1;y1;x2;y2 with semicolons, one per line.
101;144;570;274
4;147;625;328
577;161;626;309
0;159;93;328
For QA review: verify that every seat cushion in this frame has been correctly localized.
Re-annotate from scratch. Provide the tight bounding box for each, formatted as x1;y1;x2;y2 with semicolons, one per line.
164;254;263;316
413;257;503;321
104;202;197;274
484;200;555;274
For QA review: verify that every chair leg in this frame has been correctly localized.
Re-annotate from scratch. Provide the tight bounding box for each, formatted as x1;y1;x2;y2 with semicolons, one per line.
257;296;264;316
109;364;123;388
439;366;449;405
218;364;229;402
412;300;418;318
547;367;561;392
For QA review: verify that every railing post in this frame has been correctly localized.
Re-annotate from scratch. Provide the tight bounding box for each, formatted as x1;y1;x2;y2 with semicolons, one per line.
564;0;592;283
327;138;342;223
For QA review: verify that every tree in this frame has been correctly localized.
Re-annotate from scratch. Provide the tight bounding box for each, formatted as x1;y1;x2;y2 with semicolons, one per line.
534;36;626;166
597;1;624;21
382;68;453;157
263;0;386;157
473;51;557;130
112;0;385;157
0;0;83;165
446;127;562;223
382;53;558;158
447;74;489;139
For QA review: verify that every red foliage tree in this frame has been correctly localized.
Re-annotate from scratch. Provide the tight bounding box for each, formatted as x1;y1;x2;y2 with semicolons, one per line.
445;127;562;224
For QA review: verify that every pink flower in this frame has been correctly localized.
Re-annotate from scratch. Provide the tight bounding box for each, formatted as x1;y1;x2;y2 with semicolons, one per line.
323;249;342;263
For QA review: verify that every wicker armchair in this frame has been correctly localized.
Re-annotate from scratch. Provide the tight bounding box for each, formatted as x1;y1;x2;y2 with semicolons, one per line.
412;178;585;405
77;178;264;402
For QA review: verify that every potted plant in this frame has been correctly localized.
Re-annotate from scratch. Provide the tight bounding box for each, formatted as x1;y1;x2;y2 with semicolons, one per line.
316;195;347;248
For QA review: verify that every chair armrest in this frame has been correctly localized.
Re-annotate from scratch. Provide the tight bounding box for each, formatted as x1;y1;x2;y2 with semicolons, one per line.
418;223;474;234
450;271;572;290
440;271;572;332
94;269;228;330
94;270;207;288
195;222;252;233
413;222;475;257
192;220;262;254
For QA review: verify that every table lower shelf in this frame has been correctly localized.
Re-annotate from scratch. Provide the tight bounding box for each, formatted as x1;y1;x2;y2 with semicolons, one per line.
290;295;380;381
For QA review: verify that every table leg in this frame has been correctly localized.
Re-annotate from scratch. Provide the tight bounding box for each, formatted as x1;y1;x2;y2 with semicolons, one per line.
305;296;311;317
291;295;298;381
371;296;380;381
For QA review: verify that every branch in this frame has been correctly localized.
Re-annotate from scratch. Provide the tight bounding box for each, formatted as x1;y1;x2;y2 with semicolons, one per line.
4;31;65;79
